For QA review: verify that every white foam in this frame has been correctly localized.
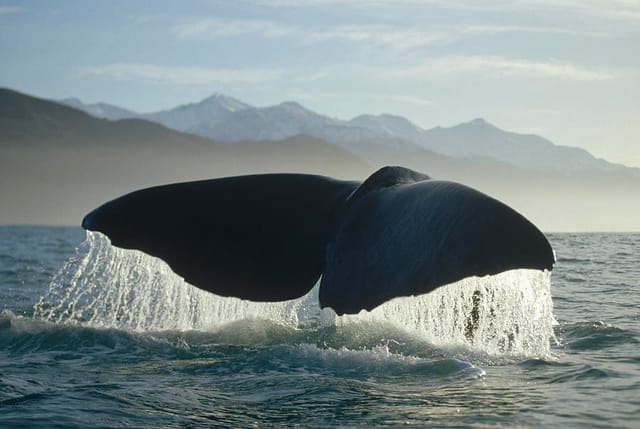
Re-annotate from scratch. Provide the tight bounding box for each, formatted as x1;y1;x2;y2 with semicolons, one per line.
34;231;555;356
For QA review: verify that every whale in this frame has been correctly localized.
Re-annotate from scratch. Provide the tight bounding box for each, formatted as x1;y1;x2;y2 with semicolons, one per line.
82;166;554;315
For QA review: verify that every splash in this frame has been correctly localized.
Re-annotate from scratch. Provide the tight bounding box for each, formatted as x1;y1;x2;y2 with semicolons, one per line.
336;270;555;356
34;231;555;355
34;232;317;331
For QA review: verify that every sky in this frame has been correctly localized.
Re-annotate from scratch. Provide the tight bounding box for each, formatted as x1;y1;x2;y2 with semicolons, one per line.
1;0;639;168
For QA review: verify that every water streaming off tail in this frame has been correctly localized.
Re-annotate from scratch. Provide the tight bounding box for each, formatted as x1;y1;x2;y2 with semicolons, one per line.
34;231;555;356
33;232;317;331
337;270;555;356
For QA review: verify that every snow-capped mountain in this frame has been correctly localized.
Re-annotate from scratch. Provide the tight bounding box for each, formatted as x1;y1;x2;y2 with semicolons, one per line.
62;93;638;177
8;87;640;231
141;93;252;133
191;101;387;144
349;114;424;142
59;98;137;121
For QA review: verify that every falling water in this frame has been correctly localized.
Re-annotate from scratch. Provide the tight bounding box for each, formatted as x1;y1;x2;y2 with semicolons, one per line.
338;270;555;356
34;231;555;356
33;232;318;331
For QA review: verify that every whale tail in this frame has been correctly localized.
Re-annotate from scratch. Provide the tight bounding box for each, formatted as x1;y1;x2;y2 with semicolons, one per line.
82;173;359;302
82;167;554;314
320;167;554;314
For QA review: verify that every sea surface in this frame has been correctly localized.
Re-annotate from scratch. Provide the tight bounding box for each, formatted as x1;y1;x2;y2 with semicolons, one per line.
0;226;638;428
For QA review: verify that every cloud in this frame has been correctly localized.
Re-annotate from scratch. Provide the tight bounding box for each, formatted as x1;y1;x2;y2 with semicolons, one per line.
296;72;328;82
78;63;284;85
174;18;296;39
384;56;615;81
0;6;23;15
174;19;449;50
383;95;433;106
521;0;640;21
302;25;447;50
303;24;602;50
247;0;480;9
174;17;604;52
251;0;640;23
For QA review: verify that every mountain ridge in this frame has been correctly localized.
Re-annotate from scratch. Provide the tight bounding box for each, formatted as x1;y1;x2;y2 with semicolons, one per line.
59;93;639;177
1;88;373;225
3;87;635;230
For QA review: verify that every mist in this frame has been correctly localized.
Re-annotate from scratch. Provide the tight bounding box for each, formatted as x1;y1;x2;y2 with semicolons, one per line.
1;88;639;231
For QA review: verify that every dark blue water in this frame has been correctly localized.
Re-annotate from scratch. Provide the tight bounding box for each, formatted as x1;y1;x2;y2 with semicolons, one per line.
1;226;638;428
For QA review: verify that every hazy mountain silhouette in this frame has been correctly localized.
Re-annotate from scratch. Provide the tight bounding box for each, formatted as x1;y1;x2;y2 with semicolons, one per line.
1;88;372;225
350;113;424;142
418;118;632;176
59;98;137;121
5;88;639;230
63;94;638;177
140;93;252;133
59;93;252;131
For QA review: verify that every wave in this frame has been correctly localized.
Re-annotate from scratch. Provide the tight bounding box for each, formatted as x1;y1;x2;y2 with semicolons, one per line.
555;321;638;351
32;231;556;357
1;309;484;387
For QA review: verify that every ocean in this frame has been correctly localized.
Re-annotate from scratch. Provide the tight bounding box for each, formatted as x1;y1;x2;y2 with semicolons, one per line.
0;226;638;428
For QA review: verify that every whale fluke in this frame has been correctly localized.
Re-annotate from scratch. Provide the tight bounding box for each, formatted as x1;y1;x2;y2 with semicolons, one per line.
83;174;359;301
320;167;554;314
82;166;554;314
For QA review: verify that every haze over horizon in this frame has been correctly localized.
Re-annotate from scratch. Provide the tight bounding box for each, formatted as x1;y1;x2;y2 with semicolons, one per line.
2;87;638;231
1;0;638;168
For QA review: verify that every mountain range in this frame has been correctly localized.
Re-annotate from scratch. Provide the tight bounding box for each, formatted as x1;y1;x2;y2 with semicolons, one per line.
1;88;370;225
59;94;638;177
0;87;637;230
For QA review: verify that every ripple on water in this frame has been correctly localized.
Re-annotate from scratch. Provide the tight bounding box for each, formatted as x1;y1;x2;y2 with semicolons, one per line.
557;322;638;351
